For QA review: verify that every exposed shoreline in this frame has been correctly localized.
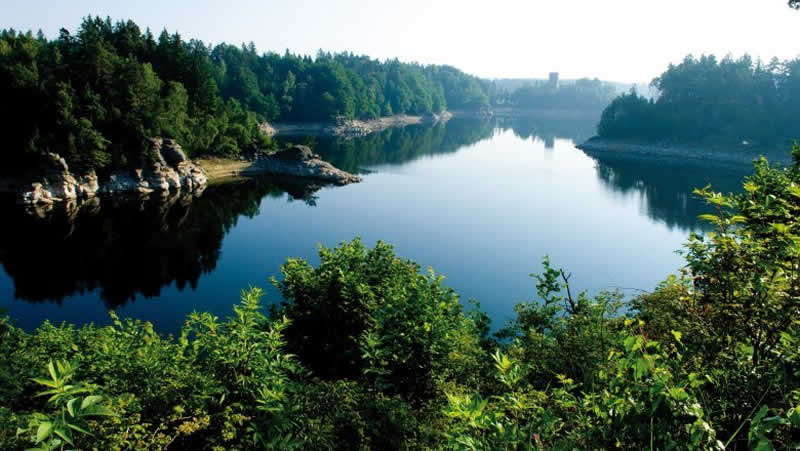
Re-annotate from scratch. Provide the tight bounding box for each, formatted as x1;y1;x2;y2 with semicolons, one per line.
577;136;794;168
4;110;485;206
197;146;361;186
2;142;360;207
267;111;454;138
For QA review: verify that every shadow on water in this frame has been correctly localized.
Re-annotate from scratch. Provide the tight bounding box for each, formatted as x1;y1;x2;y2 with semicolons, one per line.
587;152;750;232
279;118;498;173
0;119;499;312
0;177;321;308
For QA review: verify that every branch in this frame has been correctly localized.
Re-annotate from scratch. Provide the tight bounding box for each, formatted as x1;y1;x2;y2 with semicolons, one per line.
559;269;577;314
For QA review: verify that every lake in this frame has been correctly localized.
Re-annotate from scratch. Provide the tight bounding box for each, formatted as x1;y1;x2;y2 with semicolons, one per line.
0;116;750;333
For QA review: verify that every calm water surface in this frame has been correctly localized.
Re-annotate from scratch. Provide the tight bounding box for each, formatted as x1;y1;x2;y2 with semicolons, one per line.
0;117;749;333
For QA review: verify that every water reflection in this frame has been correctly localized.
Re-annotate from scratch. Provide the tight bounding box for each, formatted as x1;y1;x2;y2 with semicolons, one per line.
494;112;599;147
588;153;748;231
1;120;500;310
0;115;757;330
0;178;321;308
282;118;497;173
489;113;745;233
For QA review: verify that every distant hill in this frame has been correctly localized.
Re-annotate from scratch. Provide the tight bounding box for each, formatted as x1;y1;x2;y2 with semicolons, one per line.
490;78;657;100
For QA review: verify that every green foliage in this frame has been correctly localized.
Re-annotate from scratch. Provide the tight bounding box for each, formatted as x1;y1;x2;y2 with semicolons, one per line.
0;19;492;174
16;360;114;451
597;55;800;146
444;325;723;450
634;145;800;447
496;256;624;391
272;239;486;400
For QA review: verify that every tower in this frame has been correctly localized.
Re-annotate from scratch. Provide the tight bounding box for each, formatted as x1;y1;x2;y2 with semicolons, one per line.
548;72;559;89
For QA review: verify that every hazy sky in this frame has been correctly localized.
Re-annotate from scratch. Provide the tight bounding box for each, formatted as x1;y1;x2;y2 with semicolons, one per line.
2;0;798;83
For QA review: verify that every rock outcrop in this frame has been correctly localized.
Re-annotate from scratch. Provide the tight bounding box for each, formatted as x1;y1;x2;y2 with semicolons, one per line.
19;153;100;205
103;138;208;194
18;138;208;205
251;145;361;185
258;122;277;137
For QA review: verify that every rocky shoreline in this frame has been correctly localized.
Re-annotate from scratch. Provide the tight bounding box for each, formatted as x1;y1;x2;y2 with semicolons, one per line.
13;138;208;207
266;111;454;138
4;140;360;207
198;145;361;185
577;136;794;168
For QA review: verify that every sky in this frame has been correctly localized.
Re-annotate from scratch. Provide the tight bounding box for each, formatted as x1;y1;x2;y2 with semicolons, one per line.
2;0;798;83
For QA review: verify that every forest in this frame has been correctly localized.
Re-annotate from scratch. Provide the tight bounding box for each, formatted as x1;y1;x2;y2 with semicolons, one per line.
0;17;492;174
1;146;800;449
596;54;800;146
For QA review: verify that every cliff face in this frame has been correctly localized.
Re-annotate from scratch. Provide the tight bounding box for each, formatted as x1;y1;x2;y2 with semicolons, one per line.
17;138;208;206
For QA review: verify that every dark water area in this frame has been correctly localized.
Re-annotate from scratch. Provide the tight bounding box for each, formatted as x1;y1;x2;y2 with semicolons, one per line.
0;117;756;333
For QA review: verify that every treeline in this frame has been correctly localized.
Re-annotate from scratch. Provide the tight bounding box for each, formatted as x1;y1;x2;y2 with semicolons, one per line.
2;146;800;449
597;54;800;145
504;78;618;111
0;17;491;173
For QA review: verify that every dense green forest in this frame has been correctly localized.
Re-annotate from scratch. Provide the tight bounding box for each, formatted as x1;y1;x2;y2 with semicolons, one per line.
596;54;800;146
2;146;800;449
0;17;491;173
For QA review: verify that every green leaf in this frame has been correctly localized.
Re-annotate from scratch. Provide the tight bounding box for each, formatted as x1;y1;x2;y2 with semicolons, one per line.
698;214;721;224
52;427;74;446
35;422;53;444
623;336;637;352
83;405;115;417
47;361;57;383
67;398;78;417
80;395;103;410
744;181;759;193
789;409;800;428
31;377;58;388
66;423;93;436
